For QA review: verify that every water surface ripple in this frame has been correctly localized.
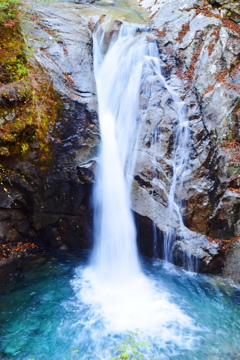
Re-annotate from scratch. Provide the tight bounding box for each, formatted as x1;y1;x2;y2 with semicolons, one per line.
0;251;239;360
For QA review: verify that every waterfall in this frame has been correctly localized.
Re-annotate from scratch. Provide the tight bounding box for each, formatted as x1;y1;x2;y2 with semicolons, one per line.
139;55;195;271
157;85;197;272
91;16;195;276
92;19;156;280
161;93;193;269
75;18;193;335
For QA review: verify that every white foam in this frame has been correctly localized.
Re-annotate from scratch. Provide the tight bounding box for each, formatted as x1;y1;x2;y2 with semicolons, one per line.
71;266;195;351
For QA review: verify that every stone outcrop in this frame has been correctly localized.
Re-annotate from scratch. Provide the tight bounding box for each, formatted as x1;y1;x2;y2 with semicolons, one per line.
0;1;99;270
22;2;101;249
133;0;240;274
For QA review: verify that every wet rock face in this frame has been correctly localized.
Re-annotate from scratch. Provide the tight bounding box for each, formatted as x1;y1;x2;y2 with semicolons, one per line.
26;2;97;111
30;102;97;249
0;1;99;262
134;0;240;273
23;3;99;249
29;0;238;277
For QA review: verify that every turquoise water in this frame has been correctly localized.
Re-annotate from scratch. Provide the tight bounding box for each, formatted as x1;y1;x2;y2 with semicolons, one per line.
0;251;240;360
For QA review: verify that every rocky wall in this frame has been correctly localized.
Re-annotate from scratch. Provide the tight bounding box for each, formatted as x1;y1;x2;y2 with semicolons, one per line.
0;1;99;271
134;0;240;278
0;0;239;282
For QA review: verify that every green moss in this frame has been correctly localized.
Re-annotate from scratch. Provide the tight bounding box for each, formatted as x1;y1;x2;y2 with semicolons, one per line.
226;163;240;176
0;76;60;161
0;0;61;165
0;4;28;84
0;0;20;24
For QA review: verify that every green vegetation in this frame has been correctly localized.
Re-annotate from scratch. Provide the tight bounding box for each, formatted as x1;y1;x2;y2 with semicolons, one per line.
0;0;20;24
0;0;28;83
110;331;160;360
0;0;60;162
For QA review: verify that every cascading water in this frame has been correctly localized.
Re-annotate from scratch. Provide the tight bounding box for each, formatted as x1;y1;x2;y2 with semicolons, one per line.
142;54;196;271
73;18;195;337
161;93;194;270
91;18;144;280
91;17;194;276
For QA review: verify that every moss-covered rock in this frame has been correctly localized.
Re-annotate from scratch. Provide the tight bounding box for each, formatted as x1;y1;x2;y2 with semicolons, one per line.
0;0;62;266
0;0;99;271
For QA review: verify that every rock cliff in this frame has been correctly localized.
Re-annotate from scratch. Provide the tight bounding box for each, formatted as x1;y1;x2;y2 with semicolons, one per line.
0;0;239;281
134;0;240;275
0;1;99;271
